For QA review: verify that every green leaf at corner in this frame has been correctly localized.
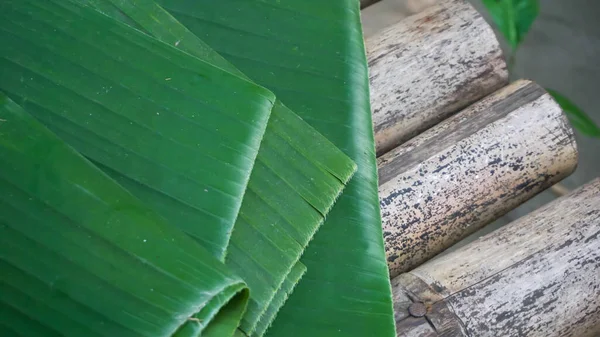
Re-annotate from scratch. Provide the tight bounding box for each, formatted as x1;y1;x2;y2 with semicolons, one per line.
481;0;539;50
0;93;249;337
547;89;600;137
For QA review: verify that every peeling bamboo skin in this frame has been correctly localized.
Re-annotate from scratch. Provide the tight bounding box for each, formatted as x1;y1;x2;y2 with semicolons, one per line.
392;179;600;337
379;80;579;278
368;0;508;156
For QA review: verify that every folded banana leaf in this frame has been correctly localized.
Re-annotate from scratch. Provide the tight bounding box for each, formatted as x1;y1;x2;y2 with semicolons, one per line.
151;0;397;336
0;93;248;337
1;0;357;335
0;0;274;260
253;261;305;337
73;0;357;334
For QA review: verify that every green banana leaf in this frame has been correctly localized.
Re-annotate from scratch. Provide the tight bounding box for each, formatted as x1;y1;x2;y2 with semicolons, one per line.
253;261;305;337
226;106;354;334
0;93;249;337
0;0;274;260
2;0;357;335
74;0;357;334
152;0;397;336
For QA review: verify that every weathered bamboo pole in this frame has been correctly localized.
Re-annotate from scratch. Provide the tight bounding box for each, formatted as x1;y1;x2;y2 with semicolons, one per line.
368;0;508;156
391;178;600;337
380;80;578;278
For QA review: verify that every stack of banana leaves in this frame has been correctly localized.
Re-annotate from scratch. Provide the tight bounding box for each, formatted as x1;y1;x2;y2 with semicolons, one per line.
0;1;396;336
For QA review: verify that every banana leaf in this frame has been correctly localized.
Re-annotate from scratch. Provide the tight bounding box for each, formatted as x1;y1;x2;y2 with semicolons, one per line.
1;0;357;335
0;93;249;337
73;0;357;334
0;0;274;260
152;0;397;336
253;261;306;337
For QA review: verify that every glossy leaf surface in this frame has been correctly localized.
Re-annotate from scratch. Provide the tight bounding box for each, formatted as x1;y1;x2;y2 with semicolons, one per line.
2;0;357;335
154;0;396;336
0;0;274;260
253;261;306;337
79;1;357;334
0;93;249;337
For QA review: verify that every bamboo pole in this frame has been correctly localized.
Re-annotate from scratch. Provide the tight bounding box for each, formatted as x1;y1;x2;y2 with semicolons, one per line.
380;80;578;277
391;178;600;337
368;0;508;156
